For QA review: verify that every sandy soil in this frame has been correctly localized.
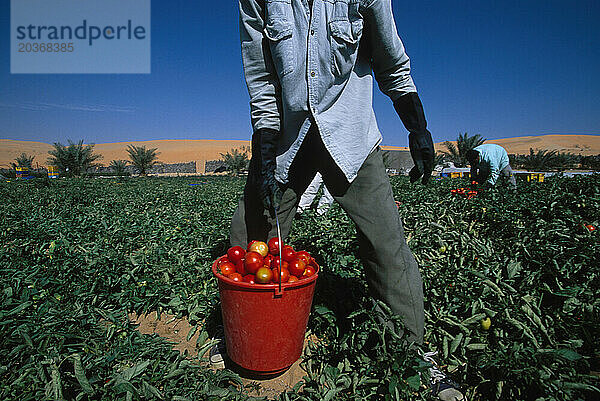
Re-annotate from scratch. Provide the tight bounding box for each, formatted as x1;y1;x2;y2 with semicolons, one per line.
2;134;599;168
129;312;307;398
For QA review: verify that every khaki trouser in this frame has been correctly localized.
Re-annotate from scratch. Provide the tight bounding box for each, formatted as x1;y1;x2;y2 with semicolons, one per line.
229;128;424;343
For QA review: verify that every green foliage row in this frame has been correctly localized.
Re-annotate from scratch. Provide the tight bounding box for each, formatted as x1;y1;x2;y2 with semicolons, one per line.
1;176;599;400
509;149;581;171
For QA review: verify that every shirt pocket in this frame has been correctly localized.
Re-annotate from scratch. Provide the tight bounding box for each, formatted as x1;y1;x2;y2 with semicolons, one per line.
329;19;363;77
264;1;295;78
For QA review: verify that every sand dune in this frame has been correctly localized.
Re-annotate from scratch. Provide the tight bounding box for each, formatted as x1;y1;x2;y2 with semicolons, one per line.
1;134;599;168
436;134;600;156
0;139;250;169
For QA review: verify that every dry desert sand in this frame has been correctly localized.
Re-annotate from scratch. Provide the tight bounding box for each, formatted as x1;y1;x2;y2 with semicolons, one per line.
1;134;599;168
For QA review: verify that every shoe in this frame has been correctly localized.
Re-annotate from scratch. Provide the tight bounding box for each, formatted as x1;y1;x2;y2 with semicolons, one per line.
209;342;226;369
421;351;466;401
209;327;226;369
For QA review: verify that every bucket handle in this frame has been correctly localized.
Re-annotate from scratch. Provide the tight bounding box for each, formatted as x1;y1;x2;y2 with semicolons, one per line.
274;207;283;297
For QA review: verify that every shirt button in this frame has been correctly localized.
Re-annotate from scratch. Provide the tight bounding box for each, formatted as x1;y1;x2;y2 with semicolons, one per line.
310;29;315;35
310;71;316;77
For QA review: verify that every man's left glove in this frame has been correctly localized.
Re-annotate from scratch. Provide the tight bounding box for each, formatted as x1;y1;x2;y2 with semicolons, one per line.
254;128;283;211
393;92;434;185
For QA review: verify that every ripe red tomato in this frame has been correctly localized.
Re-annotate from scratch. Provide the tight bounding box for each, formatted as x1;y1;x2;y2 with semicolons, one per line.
272;266;290;283
282;245;296;262
295;250;311;265
288;275;299;283
288;258;306;277
244;251;263;274
227;246;246;264
255;267;273;284
303;265;316;278
248;240;269;257
263;254;273;268
228;272;243;282
235;260;246;275
242;275;255;284
270;256;288;271
216;257;230;266
219;262;236;276
585;224;596;232
268;237;282;256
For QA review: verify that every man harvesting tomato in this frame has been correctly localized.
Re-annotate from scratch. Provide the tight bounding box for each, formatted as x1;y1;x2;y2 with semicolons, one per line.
466;144;517;190
230;1;464;399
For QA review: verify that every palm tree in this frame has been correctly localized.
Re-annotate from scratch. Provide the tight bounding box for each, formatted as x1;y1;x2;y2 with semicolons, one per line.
110;160;128;175
220;146;250;175
126;145;160;176
521;149;577;171
434;153;446;168
441;132;486;167
47;140;102;177
553;152;578;171
581;155;600;170
11;153;35;170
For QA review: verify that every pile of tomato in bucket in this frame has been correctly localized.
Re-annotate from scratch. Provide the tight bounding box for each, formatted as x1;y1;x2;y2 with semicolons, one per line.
215;238;318;284
212;240;320;376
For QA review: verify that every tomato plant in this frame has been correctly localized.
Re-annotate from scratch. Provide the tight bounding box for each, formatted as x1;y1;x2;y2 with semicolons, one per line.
1;175;597;401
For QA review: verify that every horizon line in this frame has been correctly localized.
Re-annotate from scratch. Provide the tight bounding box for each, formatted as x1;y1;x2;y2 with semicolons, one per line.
2;132;599;147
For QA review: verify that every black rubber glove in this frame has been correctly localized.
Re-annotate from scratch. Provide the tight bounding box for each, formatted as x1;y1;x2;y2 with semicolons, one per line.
393;92;434;184
252;128;283;210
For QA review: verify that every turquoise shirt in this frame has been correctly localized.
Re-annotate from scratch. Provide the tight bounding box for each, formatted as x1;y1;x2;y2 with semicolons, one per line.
473;144;509;185
239;0;418;183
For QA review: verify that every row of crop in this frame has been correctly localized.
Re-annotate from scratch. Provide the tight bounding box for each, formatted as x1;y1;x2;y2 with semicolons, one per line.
1;176;598;400
0;178;256;400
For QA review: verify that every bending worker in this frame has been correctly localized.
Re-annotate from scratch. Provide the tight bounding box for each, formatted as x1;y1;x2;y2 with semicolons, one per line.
230;0;464;399
466;144;517;190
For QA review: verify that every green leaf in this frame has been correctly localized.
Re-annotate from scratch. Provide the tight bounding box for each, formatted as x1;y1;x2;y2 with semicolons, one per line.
113;380;138;396
556;348;582;362
186;325;197;342
73;354;94;395
461;313;487;326
141;380;164;399
406;374;421;391
121;360;150;381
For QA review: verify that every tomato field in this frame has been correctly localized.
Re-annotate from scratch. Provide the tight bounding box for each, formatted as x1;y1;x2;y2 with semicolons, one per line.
1;175;599;400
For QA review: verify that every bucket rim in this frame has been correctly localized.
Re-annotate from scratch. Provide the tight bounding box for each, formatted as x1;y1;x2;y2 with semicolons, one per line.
212;254;319;290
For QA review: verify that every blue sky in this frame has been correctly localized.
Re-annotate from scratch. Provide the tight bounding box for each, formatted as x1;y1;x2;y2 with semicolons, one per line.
1;0;598;147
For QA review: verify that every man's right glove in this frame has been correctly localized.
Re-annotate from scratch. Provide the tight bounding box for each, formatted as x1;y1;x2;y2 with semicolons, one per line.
253;128;283;210
393;92;435;184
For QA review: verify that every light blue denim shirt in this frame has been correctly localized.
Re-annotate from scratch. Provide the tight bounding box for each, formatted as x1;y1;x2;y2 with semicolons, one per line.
473;144;510;185
239;0;417;183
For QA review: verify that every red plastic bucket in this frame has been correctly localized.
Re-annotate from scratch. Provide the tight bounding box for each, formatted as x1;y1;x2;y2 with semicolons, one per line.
212;257;319;376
